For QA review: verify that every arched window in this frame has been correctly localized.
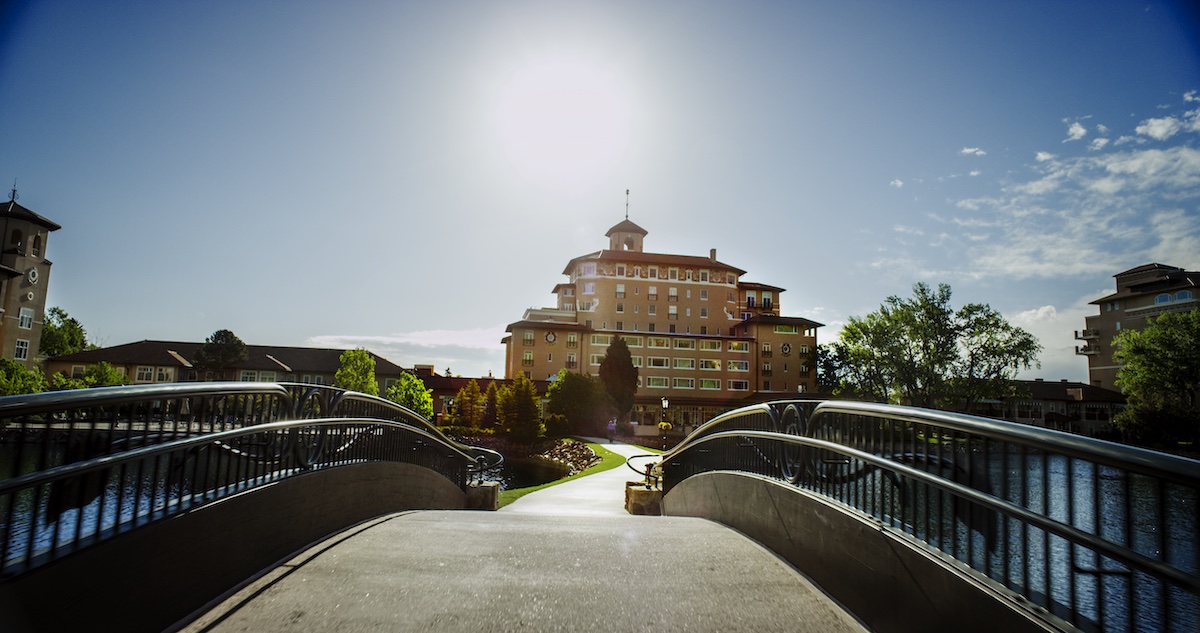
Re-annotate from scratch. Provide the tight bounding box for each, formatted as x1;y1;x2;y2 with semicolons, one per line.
31;235;42;258
9;229;22;248
1177;290;1194;301
1155;293;1172;304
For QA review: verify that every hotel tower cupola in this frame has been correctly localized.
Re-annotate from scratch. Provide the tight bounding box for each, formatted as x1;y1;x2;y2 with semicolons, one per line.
605;219;647;253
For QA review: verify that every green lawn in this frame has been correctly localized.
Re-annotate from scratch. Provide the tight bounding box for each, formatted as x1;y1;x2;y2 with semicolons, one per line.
497;441;627;508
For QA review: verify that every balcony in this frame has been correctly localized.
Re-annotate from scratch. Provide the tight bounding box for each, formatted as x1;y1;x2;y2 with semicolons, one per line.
668;295;678;302
565;361;578;369
567;341;578;348
762;369;773;377
523;339;535;347
1075;329;1100;340
1075;344;1100;356
762;350;772;358
648;294;658;301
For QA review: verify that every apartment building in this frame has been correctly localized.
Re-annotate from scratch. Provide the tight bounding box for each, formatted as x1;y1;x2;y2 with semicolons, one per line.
502;219;822;426
1076;263;1199;390
0;195;60;368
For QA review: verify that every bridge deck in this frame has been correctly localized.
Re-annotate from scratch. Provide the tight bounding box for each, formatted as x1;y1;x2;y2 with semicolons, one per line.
180;443;867;632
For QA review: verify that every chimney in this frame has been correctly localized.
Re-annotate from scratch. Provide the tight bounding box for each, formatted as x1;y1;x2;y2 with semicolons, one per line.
710;248;717;262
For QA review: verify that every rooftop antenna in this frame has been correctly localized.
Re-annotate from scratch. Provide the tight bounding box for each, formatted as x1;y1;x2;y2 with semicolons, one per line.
624;189;629;220
9;179;17;202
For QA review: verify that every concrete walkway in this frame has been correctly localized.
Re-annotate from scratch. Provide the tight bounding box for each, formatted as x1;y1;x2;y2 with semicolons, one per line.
180;442;867;633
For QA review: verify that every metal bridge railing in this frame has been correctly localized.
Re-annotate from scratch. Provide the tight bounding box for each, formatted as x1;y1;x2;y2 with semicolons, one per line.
661;399;1200;633
0;383;499;580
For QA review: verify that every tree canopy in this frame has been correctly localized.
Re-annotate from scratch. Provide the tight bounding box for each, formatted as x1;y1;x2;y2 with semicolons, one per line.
598;336;638;421
334;347;379;395
497;373;543;443
51;361;131;390
1113;308;1200;442
40;307;89;357
386;371;433;420
193;329;248;379
545;369;614;436
830;283;1041;410
452;379;485;427
0;358;47;396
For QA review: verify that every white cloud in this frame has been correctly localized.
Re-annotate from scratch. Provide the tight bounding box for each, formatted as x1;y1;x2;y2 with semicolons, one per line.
969;170;981;177
1006;299;1094;382
1185;90;1199;103
1035;151;1055;162
960;147;987;156
1064;121;1087;141
1136;116;1183;140
308;326;509;378
1097;124;1109;134
889;179;904;188
1089;138;1110;151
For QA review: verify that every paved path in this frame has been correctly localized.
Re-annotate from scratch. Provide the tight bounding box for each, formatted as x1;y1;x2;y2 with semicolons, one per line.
181;442;867;633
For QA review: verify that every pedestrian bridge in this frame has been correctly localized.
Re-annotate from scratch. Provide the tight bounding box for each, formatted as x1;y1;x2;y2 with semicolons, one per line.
0;384;1196;632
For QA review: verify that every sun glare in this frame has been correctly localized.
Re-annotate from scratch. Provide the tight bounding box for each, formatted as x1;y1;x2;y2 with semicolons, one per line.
490;57;635;193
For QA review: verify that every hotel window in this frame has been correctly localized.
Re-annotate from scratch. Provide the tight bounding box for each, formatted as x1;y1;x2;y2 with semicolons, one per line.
699;378;720;390
648;305;657;316
616;302;625;313
800;344;810;354
674;339;695;350
762;362;772;375
686;308;692;317
700;289;708;300
634;266;641;277
616;284;626;298
729;380;749;391
523;331;535;346
669;268;678;280
617;265;626;276
590;354;605;366
616;321;624;330
700;340;722;351
728;360;749;372
567;333;578;348
634;305;639;314
71;365;86;379
762;292;773;309
729;341;749;352
14;339;30;361
648;286;658;300
564;287;574;296
583;282;595;294
240;370;258;381
1156;293;1172;304
649;268;658;279
686;289;692;299
630;356;643;368
686;270;693;281
649;323;656;332
746;291;757;308
668;305;678;320
581;263;596;276
258;371;276;383
156;367;174;382
669;325;676;333
668;287;678;301
674;358;696;370
648;337;668;348
18;308;33;329
774;324;798;334
727;292;735;302
567;353;577;368
673;377;695;389
699;359;720;370
1178;290;1194;300
136;366;154;382
523;351;534;366
625;336;643;347
647;376;669;388
700;326;708;334
592;334;612;346
800;365;810;374
648;357;669;368
700;270;709;282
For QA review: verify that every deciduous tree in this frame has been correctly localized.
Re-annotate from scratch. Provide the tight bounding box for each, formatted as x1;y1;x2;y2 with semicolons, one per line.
832;283;1041;410
386;371;434;420
40;307;89;357
1113;309;1200;442
334;348;379;396
51;361;131;390
598;336;638;422
0;358;46;396
193;329;248;380
546;369;615;436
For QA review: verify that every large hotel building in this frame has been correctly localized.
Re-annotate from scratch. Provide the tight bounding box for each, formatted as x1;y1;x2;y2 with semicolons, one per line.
502;219;822;426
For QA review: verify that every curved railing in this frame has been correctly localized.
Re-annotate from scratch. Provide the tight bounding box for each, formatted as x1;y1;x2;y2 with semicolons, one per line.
0;383;498;580
661;399;1200;633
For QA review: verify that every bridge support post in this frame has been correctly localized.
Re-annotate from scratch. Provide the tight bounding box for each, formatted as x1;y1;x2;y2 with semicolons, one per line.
625;481;662;515
467;481;500;510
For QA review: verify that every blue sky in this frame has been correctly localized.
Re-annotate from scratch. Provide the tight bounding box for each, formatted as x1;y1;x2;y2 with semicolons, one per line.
2;1;1198;382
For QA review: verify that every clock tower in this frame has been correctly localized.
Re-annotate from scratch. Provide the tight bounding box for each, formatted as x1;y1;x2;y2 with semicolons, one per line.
1;193;61;367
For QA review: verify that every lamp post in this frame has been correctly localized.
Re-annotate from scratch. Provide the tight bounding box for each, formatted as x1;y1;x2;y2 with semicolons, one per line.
660;397;669;451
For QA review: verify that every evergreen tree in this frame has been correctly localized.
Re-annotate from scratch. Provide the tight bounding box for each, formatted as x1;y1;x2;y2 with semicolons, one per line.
454;379;485;428
497;373;543;443
598;336;638;422
333;348;378;395
482;381;499;427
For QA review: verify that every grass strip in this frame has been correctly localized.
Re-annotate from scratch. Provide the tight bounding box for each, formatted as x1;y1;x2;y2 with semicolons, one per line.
497;441;627;508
